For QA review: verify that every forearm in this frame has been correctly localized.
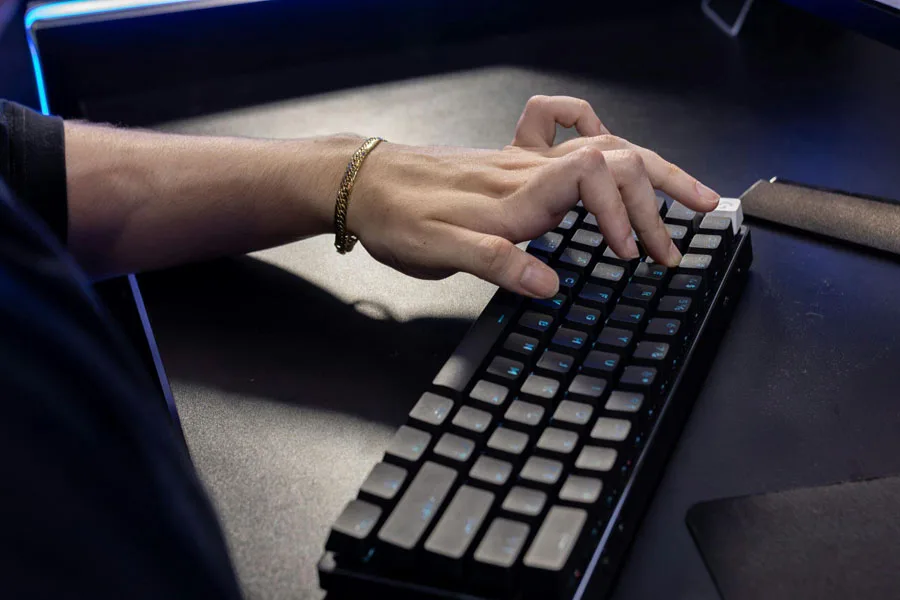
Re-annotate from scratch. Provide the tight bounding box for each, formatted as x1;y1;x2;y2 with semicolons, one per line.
64;122;360;277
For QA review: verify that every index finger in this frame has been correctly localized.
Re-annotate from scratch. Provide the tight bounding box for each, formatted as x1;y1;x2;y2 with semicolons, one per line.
630;144;721;212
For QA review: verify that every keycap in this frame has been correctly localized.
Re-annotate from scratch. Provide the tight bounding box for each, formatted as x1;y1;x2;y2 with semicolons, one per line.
621;282;658;309
520;456;564;488
632;262;669;285
620;366;658;390
552;400;594;430
564;304;603;334
595;327;634;352
486;356;524;382
504;400;546;431
432;293;523;395
556;210;579;231
523;506;587;586
632;341;672;368
377;461;456;550
359;462;408;504
665;201;703;233
559;246;592;270
558;475;603;506
451;406;493;437
590;417;632;442
503;333;539;358
408;392;454;430
607;304;646;330
433;433;476;465
531;293;568;316
656;295;694;318
582;350;621;375
709;197;743;234
528;231;564;256
601;246;640;272
571;229;604;248
644;317;685;344
518;311;554;335
520;374;561;404
550;327;588;353
469;380;509;411
590;262;627;291
469;455;514;487
567;374;607;400
502;486;547;522
678;253;713;277
578;283;615;310
665;223;689;253
698;214;735;249
582;213;599;229
575;446;617;474
535;427;579;457
473;518;530;569
555;268;580;293
689;233;722;254
487;427;530;458
385;426;432;467
605;391;644;413
536;350;575;376
424;485;494;559
669;273;707;297
326;499;383;556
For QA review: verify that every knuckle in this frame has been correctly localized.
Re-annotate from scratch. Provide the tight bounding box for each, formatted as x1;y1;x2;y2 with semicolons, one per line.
476;236;513;277
526;95;551;112
576;98;593;113
619;149;646;176
575;145;607;169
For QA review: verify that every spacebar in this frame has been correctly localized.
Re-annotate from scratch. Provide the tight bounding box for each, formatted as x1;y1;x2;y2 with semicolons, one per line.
432;290;523;395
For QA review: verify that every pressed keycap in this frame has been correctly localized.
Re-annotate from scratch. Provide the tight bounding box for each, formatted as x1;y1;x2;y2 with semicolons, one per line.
487;428;530;457
665;223;689;253
558;475;603;505
595;327;634;352
555;268;580;292
578;283;615;310
605;391;644;413
708;197;743;235
520;374;560;403
665;201;703;233
486;356;525;382
575;446;617;473
531;293;568;316
469;455;514;487
473;518;530;569
451;406;493;436
564;304;603;333
590;417;632;442
523;506;587;580
327;499;383;555
601;246;640;272
632;262;669;285
359;462;408;503
591;262;627;290
469;380;509;411
385;426;432;466
409;392;454;429
567;374;607;400
559;246;592;270
528;231;564;256
433;433;477;465
582;350;621;375
552;400;594;429
608;304;646;330
518;311;554;335
520;456;564;488
556;210;579;231
503;333;540;358
502;486;547;521
377;461;457;550
535;427;579;456
550;327;588;352
571;228;604;248
621;283;658;309
424;485;494;559
536;351;575;375
504;401;546;430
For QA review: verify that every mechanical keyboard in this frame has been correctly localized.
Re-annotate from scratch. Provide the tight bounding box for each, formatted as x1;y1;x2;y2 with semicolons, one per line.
319;196;752;599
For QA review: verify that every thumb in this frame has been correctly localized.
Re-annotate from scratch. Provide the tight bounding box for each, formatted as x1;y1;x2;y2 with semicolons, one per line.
455;228;559;298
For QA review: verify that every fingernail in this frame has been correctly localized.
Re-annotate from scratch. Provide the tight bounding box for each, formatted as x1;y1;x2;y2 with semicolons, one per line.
520;264;559;298
667;241;683;267
695;180;721;205
624;236;640;259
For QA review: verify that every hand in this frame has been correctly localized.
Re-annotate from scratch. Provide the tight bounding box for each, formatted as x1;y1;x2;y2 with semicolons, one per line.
349;95;720;298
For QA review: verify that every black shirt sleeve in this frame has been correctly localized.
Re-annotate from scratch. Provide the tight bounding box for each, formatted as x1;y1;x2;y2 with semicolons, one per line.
0;100;68;243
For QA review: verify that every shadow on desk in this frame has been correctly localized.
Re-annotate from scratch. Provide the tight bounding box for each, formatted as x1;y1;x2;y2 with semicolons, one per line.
138;256;471;427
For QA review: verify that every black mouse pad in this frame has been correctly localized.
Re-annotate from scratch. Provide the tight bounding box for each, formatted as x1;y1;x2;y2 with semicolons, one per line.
686;476;900;600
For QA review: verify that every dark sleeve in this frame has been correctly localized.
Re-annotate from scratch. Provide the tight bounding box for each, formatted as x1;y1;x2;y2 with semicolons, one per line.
0;100;68;243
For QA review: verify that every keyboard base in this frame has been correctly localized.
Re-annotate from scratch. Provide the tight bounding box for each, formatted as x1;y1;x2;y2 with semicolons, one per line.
319;227;753;600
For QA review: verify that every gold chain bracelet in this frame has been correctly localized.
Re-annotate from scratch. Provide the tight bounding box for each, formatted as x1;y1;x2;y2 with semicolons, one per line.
333;136;385;254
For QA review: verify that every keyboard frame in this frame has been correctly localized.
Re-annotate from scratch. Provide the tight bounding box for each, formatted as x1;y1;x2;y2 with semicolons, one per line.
319;225;754;600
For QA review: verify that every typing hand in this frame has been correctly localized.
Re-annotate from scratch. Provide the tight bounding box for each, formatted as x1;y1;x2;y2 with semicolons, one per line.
349;96;720;299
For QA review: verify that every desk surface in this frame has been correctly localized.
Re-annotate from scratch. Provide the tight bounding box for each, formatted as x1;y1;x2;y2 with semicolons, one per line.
137;5;900;599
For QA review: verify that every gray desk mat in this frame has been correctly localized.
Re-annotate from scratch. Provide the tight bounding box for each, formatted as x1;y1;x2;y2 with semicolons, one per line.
136;11;900;600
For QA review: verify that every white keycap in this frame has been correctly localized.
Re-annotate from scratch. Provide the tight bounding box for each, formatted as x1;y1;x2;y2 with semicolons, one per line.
711;197;744;234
